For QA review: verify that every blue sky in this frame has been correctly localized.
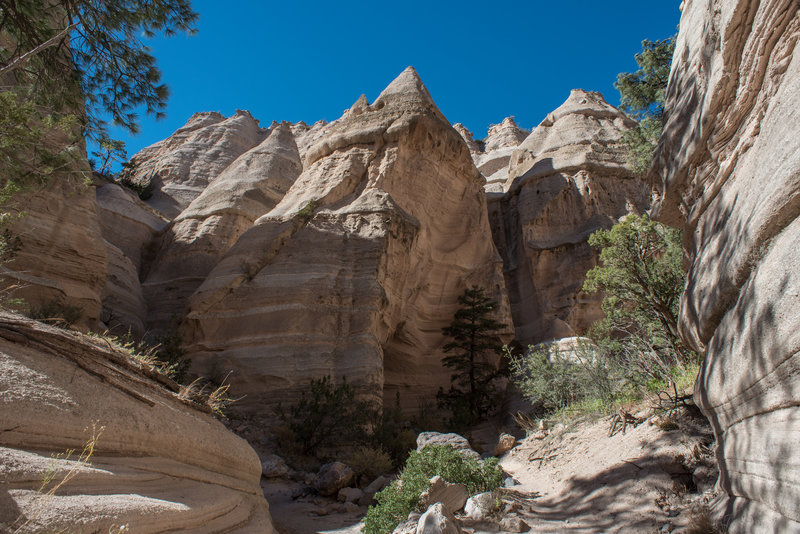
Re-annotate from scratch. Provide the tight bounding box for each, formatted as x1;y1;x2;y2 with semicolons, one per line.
101;1;681;161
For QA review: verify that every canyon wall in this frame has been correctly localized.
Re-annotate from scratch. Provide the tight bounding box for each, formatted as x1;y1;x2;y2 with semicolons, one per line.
486;90;650;346
650;0;800;531
181;67;511;412
0;313;274;533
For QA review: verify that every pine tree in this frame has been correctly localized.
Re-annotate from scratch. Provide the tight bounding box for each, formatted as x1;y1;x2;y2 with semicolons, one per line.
438;286;507;427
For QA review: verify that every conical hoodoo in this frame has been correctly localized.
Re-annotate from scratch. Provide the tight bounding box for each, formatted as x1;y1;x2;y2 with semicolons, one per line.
180;67;511;414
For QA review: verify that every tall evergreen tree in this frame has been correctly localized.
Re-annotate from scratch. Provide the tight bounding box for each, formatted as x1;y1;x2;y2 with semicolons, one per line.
615;35;675;175
438;286;506;427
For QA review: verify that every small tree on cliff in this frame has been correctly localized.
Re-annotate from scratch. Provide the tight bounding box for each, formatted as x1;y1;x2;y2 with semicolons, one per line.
438;286;507;428
615;35;676;174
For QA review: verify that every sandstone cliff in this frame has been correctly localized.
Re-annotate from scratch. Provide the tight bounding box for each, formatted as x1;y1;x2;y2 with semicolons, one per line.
142;123;302;332
650;0;800;531
1;177;108;331
0;312;275;533
181;67;511;412
119;110;268;219
457;117;530;192
488;90;650;345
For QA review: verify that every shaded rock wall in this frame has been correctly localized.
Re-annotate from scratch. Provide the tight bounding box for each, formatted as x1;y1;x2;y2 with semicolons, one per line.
489;90;650;346
0;313;274;533
649;0;800;531
182;67;511;412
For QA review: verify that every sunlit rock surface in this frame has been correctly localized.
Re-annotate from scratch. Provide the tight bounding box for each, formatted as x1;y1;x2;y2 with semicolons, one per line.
182;67;511;413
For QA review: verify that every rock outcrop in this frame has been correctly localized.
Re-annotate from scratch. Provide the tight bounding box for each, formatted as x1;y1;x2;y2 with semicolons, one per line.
181;67;510;412
0;312;275;533
119;110;267;218
454;117;529;191
2;177;108;331
488;90;650;345
95;181;168;336
142;123;302;331
649;1;800;531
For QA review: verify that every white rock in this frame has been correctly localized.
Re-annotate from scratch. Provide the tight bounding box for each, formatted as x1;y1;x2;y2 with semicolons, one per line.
464;491;497;520
416;503;461;534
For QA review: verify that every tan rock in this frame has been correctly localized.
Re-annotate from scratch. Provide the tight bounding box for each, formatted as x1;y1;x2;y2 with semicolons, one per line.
0;312;274;533
2;178;108;331
142;123;302;332
489;90;649;345
416;502;461;534
182;67;511;413
95;181;167;336
649;1;800;531
493;433;516;456
419;476;468;514
119;110;267;218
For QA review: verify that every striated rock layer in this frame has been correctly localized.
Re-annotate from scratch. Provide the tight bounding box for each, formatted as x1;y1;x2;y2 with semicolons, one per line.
119;110;267;218
488;90;650;345
95;180;168;337
142;123;302;332
650;0;800;531
1;177;108;331
0;313;274;533
182;67;510;412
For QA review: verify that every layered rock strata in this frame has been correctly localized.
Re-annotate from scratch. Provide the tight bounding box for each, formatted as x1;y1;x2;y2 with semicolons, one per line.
488;90;650;345
119;110;267;218
649;1;800;531
1;177;108;331
142;123;302;332
182;67;510;412
456;117;530;192
0;312;274;533
95;181;168;336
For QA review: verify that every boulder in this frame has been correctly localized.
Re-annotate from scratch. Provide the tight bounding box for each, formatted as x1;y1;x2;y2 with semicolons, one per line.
493;433;516;456
416;503;461;534
416;432;481;459
464;491;497;520
0;312;274;532
499;516;530;533
419;476;468;514
360;475;391;505
338;486;364;503
313;461;355;497
261;454;290;478
648;0;800;532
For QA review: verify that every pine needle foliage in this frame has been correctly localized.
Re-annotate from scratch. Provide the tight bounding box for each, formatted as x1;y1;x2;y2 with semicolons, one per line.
438;286;507;427
614;36;675;175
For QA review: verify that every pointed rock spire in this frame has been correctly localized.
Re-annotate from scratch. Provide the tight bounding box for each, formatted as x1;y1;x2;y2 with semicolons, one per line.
372;66;437;109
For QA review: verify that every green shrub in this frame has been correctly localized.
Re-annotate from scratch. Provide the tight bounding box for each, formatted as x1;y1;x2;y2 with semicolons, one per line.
116;174;153;200
510;341;617;417
363;445;504;534
346;445;393;483
297;199;316;220
276;375;370;457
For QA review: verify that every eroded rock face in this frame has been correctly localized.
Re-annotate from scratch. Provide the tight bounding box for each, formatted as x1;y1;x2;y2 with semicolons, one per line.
182;67;510;413
489;90;650;345
95;181;167;336
454;118;529;191
142;123;302;332
0;313;275;533
649;1;800;531
119;110;267;218
2;177;108;331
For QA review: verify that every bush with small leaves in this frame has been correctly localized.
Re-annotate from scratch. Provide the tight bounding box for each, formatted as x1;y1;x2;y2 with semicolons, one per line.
363;445;504;534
